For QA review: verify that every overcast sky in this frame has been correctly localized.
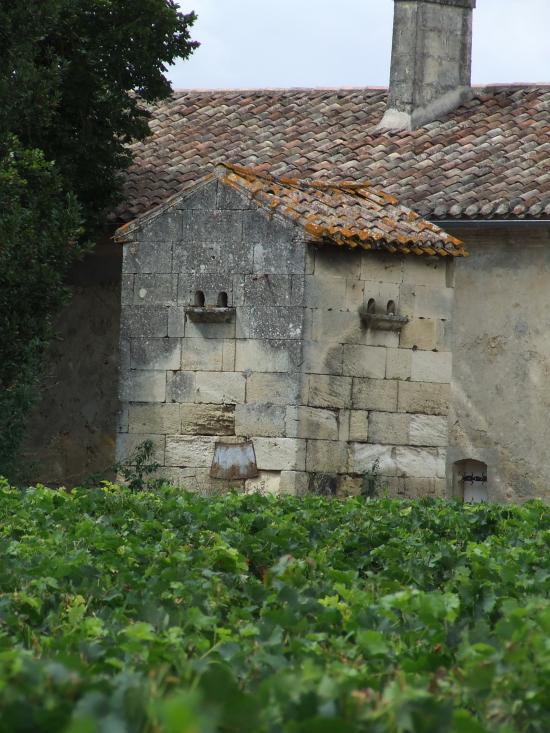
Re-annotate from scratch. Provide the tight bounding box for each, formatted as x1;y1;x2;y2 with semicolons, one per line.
168;0;550;89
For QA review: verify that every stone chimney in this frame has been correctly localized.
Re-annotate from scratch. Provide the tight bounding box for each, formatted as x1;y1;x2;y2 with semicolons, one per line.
379;0;476;131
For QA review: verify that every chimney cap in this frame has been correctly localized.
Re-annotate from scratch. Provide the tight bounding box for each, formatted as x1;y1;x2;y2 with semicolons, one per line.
394;0;476;7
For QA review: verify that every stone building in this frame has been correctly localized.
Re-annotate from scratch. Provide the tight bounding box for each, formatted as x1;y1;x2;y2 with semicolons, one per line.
26;0;550;501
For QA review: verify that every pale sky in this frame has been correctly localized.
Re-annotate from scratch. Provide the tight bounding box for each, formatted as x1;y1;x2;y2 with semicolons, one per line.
168;0;550;89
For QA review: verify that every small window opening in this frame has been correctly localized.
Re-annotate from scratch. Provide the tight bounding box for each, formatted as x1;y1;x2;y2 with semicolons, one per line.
454;459;488;503
367;298;376;314
386;300;396;315
217;291;228;307
194;290;205;307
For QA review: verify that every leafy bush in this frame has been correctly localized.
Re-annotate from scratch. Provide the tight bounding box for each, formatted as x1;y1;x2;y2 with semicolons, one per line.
0;484;549;732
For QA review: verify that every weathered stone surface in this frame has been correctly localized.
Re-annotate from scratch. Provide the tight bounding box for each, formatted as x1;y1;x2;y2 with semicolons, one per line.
413;286;453;320
122;241;172;274
314;247;361;279
121;275;134;304
182;210;242;243
385;348;412;380
306;439;348;473
131;338;181;370
400;318;440;351
246;373;302;406
236;305;303;340
180;404;235;435
235;339;302;373
312;309;364;344
178;273;234;308
173;240;253;275
409;414;448;447
342;344;387;378
368;412;411;445
120;306;168;338
179;180;217;210
222;340;236;371
253;437;306;471
302;342;343;375
403;257;447;288
304;274;347;309
234;404;286;437
165;435;216;467
381;476;448;499
195;372;246;404
394;447;446;479
352;378;398;411
345;278;365;310
242;274;295;306
349;410;369;442
411;350;452;383
129;403;181;434
398;381;450;415
166;371;195;403
243;208;295;245
140;211;182;241
185;315;236;340
338;409;351;442
151;467;197;488
252;240;306;275
116;433;166;465
286;406;339;440
361;253;403;284
133;274;178;305
120;370;166;402
244;471;281;495
181;338;224;371
168;307;186;337
308;374;352;409
279;470;309;496
348;443;396;476
217;180;253;210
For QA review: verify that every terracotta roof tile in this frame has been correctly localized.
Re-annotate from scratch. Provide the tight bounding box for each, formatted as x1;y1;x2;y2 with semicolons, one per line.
114;86;550;224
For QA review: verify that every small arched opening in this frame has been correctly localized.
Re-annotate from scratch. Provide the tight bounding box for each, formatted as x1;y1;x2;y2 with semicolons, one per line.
366;298;376;314
194;290;205;307
454;459;488;503
386;299;396;315
217;291;228;307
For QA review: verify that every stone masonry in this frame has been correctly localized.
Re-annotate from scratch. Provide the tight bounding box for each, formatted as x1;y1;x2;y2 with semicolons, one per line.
117;174;454;497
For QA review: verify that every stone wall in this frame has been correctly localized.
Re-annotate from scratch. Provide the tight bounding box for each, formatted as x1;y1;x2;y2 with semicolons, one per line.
117;178;454;496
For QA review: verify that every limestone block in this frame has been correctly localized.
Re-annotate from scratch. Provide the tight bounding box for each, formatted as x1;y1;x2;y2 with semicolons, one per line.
244;471;281;495
217;181;253;210
411;351;452;383
252;239;305;275
345;278;365;310
168;307;186;337
120;370;166;402
235;404;286;437
413;286;453;321
133;274;178;305
398;283;417;319
178;273;234;308
242;274;296;306
348;443;397;476
222;340;236;371
342;344;387;378
362;282;400;316
119;339;131;371
336;475;363;497
386;348;412;380
400;319;440;351
338;410;350;442
121;275;134;304
122;241;172;274
302;342;343;375
361;254;403;284
312;309;364;344
131;338;181;370
236;305;303;340
308;374;352;409
129;404;181;434
165;435;216;467
116;433;166;465
243;208;295;245
253;437;306;471
402;257;447;288
180;404;235;436
349;411;369;442
139;211;182;241
394;447;446;479
291;275;306;305
368;412;411;445
195;372;246;404
235;339;302;373
179;179;217;210
409;414;448;447
185;316;236;340
365;330;400;348
304;274;347;309
352;378;398;411
151;467;197;488
286;406;339;440
398;381;449;416
182;210;242;244
306;439;348;473
246;373;302;406
194;470;245;496
120;305;168;338
279;470;310;496
181;338;224;371
173;241;221;274
314;247;362;279
118;405;129;433
166;371;196;403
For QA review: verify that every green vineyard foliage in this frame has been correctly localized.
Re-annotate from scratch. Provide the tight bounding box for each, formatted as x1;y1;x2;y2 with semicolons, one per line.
0;481;549;732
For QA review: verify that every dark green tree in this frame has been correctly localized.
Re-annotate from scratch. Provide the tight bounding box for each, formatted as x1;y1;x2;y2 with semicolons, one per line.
0;1;198;475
